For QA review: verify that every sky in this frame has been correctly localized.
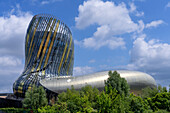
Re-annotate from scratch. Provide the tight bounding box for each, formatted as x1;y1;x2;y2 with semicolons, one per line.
0;0;170;93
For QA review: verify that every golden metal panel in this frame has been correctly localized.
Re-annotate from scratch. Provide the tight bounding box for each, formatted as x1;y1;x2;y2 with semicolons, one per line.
42;20;60;75
24;18;53;74
25;17;36;58
58;42;68;75
36;18;53;61
26;18;53;74
63;35;72;67
37;19;56;71
17;90;23;93
28;86;32;89
26;42;35;68
18;85;23;90
25;18;41;73
67;46;74;75
27;18;41;62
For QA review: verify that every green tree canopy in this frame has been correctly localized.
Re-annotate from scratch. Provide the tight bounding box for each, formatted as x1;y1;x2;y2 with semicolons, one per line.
22;85;48;109
105;71;130;96
147;92;170;112
58;85;97;113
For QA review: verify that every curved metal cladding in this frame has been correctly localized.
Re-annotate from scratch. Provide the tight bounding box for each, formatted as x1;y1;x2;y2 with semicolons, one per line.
13;14;74;97
40;70;156;93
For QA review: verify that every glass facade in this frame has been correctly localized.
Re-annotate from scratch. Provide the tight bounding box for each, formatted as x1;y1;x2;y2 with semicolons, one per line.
13;14;74;97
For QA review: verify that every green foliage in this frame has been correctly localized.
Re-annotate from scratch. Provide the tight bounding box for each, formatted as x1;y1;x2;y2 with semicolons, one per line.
153;109;170;113
129;94;145;113
141;85;168;99
162;87;168;92
0;108;36;113
105;71;130;96
157;85;168;93
38;105;56;113
96;91;114;113
22;85;48;109
58;85;97;113
147;92;170;112
80;85;100;109
141;87;159;99
2;84;170;113
38;103;70;113
97;85;132;113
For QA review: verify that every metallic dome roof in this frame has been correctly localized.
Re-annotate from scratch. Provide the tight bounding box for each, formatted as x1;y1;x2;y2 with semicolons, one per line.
40;70;157;93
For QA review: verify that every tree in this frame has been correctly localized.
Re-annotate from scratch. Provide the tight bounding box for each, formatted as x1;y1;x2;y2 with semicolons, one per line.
141;87;159;99
105;71;130;96
22;85;48;109
58;86;95;113
147;92;170;112
38;102;70;113
141;85;168;99
96;91;114;113
129;94;145;113
80;85;100;109
162;87;168;92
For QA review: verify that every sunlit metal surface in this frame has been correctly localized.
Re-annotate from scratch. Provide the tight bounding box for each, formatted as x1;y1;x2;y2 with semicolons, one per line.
40;70;157;93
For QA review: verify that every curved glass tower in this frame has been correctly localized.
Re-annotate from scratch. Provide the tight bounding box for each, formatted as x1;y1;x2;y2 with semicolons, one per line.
13;14;74;97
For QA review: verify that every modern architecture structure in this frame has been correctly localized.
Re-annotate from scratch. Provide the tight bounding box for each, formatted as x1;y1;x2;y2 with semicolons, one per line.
13;14;74;97
40;70;156;94
13;14;156;97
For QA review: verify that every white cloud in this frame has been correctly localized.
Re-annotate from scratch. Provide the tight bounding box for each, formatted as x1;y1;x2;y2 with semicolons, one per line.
129;2;136;13
145;20;164;28
41;0;62;5
166;2;170;8
41;1;49;5
128;36;170;69
127;35;170;86
135;11;144;17
0;14;31;41
79;36;126;50
75;0;138;32
0;6;33;93
129;2;144;17
0;56;21;66
89;59;96;63
137;20;145;33
0;8;32;58
73;66;94;76
75;0;141;50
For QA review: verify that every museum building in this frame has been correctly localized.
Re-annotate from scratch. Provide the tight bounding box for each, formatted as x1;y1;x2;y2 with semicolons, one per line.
13;14;156;97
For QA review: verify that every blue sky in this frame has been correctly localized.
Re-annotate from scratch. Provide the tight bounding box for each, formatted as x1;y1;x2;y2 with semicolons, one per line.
0;0;170;92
